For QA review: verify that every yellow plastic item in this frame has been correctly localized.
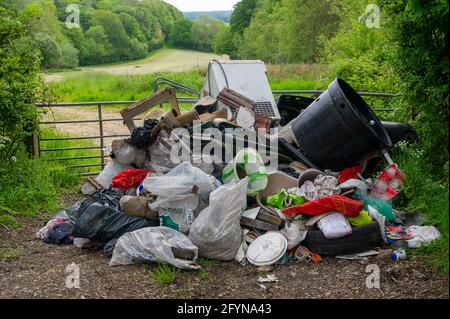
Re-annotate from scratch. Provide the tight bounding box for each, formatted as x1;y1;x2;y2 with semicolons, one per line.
348;210;373;227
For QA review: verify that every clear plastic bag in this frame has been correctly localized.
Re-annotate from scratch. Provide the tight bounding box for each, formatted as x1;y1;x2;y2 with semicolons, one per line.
113;141;146;166
109;226;199;270
317;213;352;239
147;137;178;173
142;162;220;200
189;178;248;261
279;220;308;249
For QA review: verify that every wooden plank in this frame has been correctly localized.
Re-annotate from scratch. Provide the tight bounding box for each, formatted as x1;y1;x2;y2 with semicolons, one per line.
257;209;282;226
217;87;256;109
241;216;280;231
120;87;179;132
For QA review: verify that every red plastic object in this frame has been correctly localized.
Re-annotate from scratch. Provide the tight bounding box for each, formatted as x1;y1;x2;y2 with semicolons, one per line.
369;164;405;201
338;165;361;184
282;195;363;218
112;169;151;190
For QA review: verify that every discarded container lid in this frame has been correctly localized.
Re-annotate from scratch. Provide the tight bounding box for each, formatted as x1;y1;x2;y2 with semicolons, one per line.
246;232;288;266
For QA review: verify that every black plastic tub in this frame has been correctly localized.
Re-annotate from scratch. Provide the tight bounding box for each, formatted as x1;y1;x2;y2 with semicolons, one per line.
290;78;392;171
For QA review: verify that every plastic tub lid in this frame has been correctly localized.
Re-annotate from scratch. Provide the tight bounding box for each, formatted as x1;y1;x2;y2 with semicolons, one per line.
246;232;288;266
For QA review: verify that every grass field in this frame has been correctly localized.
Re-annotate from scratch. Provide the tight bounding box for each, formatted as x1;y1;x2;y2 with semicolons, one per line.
43;48;227;82
50;63;331;103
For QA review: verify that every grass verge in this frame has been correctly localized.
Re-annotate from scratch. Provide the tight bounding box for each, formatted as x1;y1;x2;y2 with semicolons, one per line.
0;248;22;262
51;65;333;104
0;128;100;228
393;144;449;274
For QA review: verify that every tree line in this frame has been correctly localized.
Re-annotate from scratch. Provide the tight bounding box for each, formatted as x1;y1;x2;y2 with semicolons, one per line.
1;0;229;69
214;0;448;174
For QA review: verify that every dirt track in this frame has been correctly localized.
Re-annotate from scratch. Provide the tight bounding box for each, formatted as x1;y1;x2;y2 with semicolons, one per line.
0;203;448;299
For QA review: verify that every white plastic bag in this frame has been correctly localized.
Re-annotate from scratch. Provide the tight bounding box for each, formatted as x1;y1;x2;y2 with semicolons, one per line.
407;226;441;248
149;194;199;234
142;162;220;200
279;220;308;249
317;213;352;239
189;178;248;261
368;205;388;243
109;226;199;270
147;137;178;173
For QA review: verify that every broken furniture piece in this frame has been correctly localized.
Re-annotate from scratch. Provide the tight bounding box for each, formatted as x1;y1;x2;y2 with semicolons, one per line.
120;87;179;133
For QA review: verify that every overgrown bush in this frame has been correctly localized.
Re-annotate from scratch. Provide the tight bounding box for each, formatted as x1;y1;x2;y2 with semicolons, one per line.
381;0;449;175
0;7;46;161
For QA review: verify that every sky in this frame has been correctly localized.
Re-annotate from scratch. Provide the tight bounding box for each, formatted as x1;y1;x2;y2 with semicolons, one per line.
162;0;240;12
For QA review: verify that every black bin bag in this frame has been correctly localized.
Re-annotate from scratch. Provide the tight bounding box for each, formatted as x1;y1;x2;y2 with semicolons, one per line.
72;189;158;243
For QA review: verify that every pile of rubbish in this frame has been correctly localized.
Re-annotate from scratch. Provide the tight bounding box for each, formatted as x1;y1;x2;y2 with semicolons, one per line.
37;75;441;271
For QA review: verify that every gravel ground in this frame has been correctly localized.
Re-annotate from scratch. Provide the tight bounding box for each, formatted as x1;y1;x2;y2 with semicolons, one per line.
0;213;448;299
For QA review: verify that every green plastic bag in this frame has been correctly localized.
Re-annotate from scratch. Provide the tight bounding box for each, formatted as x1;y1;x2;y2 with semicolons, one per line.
363;198;395;222
263;189;305;210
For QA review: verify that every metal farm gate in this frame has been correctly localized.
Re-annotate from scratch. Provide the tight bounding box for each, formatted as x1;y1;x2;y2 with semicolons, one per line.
35;88;400;177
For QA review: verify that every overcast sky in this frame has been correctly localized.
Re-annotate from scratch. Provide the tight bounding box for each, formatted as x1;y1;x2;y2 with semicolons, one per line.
162;0;240;12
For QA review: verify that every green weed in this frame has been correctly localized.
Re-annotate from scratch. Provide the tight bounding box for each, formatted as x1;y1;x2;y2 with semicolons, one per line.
0;248;22;262
149;264;180;285
197;258;221;267
0;129;92;227
196;268;209;280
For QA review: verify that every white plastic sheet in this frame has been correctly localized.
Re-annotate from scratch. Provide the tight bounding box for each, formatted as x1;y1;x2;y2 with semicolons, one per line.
109;226;199;270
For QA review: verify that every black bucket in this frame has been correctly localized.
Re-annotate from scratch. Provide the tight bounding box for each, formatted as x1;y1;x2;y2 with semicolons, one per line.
290;78;392;171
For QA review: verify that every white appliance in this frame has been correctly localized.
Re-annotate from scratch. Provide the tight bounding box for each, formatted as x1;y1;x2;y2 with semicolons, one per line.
202;60;281;123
